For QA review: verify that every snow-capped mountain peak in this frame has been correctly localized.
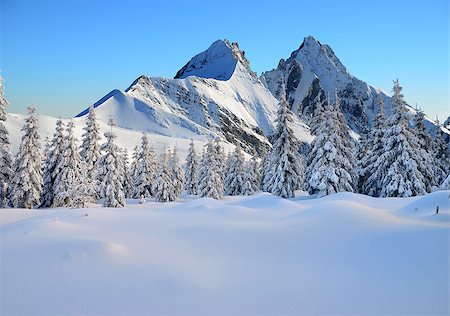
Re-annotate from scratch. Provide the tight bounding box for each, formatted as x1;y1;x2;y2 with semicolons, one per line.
174;39;256;81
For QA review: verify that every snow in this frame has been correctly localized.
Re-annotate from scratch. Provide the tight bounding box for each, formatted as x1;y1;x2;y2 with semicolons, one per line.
1;191;448;315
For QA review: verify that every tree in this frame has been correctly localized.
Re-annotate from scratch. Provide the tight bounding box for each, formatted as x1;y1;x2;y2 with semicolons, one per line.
359;96;387;196
120;148;133;198
53;120;82;207
9;106;43;208
265;90;304;198
242;157;260;196
40;119;65;207
214;138;226;181
184;139;199;195
72;161;96;208
79;105;101;198
153;149;176;202
199;140;224;199
309;90;325;136
433;118;450;185
132;134;156;198
224;145;245;195
0;75;13;207
169;146;184;197
367;80;426;197
307;99;355;197
97;119;125;207
440;173;450;190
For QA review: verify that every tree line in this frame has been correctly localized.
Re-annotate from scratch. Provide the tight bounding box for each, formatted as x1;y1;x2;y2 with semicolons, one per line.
0;77;449;209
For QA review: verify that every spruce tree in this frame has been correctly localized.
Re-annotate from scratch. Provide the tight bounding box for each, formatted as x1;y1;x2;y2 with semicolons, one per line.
169;146;184;197
40;119;65;207
0;76;13;207
433;119;450;185
368;80;426;197
9;106;43;208
214;138;226;181
133;134;156;198
184;139;199;195
224;145;245;195
248;156;261;192
309;90;325;136
153;149;176;202
199;140;224;199
72;161;96;208
79;105;101;198
130;145;140;186
359;96;387;196
120;148;133;198
97;119;125;207
307;99;355;197
53;120;82;207
265;91;304;198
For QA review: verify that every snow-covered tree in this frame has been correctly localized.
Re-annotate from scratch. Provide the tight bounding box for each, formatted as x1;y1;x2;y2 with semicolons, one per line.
120;148;133;198
72;161;96;208
224;145;245;195
40;119;65;207
97;120;125;207
0;76;13;207
9;106;43;208
367;80;426;197
433;119;450;185
79;105;101;198
307;99;355;197
309;90;325;136
153;149;176;202
199;140;224;199
130;145;140;184
358;96;387;196
214;138;226;180
184;139;199;195
53;120;82;207
132;134;157;198
242;157;260;196
265;91;304;198
169;146;184;197
261;150;272;192
413;107;437;191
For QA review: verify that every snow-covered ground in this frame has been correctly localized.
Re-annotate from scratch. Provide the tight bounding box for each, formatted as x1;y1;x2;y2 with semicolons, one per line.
1;191;449;315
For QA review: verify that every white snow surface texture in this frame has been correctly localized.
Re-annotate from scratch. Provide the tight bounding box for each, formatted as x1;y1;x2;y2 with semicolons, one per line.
1;191;449;315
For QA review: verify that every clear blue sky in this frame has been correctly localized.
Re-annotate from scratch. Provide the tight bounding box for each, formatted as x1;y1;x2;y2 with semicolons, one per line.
1;0;448;120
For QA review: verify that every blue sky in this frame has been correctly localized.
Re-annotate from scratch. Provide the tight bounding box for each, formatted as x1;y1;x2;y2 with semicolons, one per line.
1;0;448;120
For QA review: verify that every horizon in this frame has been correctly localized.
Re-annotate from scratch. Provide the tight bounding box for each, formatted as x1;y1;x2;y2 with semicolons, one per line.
1;0;448;121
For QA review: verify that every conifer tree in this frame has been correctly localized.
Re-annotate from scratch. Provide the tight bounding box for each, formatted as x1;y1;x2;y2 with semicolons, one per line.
359;96;387;196
153;149;176;202
9;106;43;208
265;90;304;198
80;105;101;198
130;145;140;184
433;119;450;185
72;161;96;208
307;99;355;197
133;134;157;198
0;76;13;207
53;120;82;207
440;173;450;190
224;145;245;195
40;119;65;207
184;139;199;195
367;80;426;197
169;146;184;197
199;140;224;199
97;119;125;207
309;90;325;136
248;156;261;192
214;138;226;181
120;148;133;198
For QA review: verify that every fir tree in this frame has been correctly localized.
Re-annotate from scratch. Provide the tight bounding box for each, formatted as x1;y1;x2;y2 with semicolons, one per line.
199;140;224;199
224;145;245;195
265;90;304;198
130;145;140;185
184;139;199;195
72;161;96;208
53;120;82;207
120;148;133;198
40;119;65;207
169;146;184;197
79;105;101;198
97;119;125;207
309;90;325;136
153;149;176;202
0;76;13;207
214;138;226;181
9;106;43;208
132;134;156;198
433;118;450;185
368;80;426;197
359;96;387;196
307;99;355;197
248;156;261;192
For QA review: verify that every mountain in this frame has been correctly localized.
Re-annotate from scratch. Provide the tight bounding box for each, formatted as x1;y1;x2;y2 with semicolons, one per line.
76;40;311;155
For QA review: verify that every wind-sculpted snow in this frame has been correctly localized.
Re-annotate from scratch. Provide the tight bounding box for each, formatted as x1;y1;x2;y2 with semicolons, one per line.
1;191;448;315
